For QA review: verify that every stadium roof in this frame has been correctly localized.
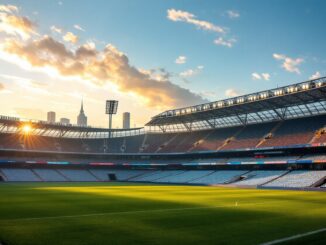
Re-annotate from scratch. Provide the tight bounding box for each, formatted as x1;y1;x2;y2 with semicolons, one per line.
0;116;144;138
146;77;326;131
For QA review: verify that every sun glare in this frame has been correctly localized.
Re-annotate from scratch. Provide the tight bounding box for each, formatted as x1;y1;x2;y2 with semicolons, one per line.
21;124;32;134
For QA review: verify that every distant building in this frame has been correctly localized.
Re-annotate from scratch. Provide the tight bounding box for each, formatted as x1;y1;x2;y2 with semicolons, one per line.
123;112;130;129
60;118;70;125
47;111;56;123
77;100;87;126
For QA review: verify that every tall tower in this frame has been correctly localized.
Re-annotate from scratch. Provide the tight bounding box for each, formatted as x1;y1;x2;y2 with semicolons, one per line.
123;112;130;129
47;111;56;123
77;99;87;126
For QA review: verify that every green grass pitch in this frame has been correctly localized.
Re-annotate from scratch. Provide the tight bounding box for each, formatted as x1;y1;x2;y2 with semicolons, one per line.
0;182;325;245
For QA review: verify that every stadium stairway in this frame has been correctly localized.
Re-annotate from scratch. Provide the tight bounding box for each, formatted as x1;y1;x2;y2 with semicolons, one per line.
0;169;7;181
30;169;45;181
188;130;212;152
55;169;71;181
156;134;180;153
87;169;101;181
139;133;148;153
255;121;284;148
310;176;326;187
258;170;291;186
223;170;252;184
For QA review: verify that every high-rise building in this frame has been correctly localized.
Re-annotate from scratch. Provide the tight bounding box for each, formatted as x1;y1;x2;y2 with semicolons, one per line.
123;112;130;129
60;118;70;125
77;100;87;126
47;111;56;123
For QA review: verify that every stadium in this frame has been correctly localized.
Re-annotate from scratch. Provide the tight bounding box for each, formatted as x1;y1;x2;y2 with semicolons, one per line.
1;77;326;245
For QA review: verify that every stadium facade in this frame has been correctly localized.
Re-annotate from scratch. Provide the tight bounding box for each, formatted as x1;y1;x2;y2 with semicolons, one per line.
0;77;325;189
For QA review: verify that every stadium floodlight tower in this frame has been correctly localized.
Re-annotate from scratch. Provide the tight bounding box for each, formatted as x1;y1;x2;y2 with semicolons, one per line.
105;100;119;138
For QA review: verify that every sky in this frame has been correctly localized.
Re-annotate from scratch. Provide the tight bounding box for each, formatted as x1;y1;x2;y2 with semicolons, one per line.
0;0;325;128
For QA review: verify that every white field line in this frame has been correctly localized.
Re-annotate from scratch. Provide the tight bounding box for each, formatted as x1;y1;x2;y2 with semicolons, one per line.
260;227;326;245
1;201;279;223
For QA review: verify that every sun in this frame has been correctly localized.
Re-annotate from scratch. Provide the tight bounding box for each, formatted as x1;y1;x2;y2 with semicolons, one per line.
21;124;32;134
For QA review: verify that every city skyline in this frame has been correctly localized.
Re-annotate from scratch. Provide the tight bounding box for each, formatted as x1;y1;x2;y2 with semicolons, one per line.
0;0;325;128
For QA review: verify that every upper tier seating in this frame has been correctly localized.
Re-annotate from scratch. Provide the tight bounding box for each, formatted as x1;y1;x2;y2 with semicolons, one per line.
260;115;326;148
0;115;325;153
221;122;277;150
190;127;242;152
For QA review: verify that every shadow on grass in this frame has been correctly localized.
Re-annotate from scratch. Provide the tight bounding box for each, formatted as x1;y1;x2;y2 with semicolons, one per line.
0;183;325;245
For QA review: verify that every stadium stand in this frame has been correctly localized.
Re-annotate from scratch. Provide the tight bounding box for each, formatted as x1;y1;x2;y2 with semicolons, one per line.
233;170;288;186
259;115;326;148
0;77;325;189
156;170;215;183
89;169;149;181
33;169;68;181
264;170;326;188
191;170;248;184
58;169;98;181
1;168;40;181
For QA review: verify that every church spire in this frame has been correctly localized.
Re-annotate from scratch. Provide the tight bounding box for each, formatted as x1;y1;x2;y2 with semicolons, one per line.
80;98;84;114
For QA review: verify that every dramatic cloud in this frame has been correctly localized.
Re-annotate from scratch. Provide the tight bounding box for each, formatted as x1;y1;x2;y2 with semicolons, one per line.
0;5;18;13
310;71;321;80
273;53;304;74
63;31;78;44
74;24;85;32
214;37;236;48
167;9;225;33
227;10;240;19
180;65;204;77
225;88;240;97
0;35;205;108
50;25;62;34
0;6;36;39
252;72;270;81
175;55;186;64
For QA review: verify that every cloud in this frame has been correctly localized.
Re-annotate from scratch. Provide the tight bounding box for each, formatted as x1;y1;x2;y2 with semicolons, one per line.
58;1;63;6
0;35;205;109
0;7;36;40
175;55;186;64
252;72;270;81
63;32;78;44
225;88;240;97
0;82;4;90
74;24;85;32
180;65;204;77
310;71;321;80
214;37;236;48
167;9;225;33
227;10;240;19
0;5;18;13
14;107;45;119
50;25;62;34
273;53;304;74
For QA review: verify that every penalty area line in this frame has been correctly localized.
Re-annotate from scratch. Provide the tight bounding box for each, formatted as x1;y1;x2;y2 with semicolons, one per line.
260;227;326;245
